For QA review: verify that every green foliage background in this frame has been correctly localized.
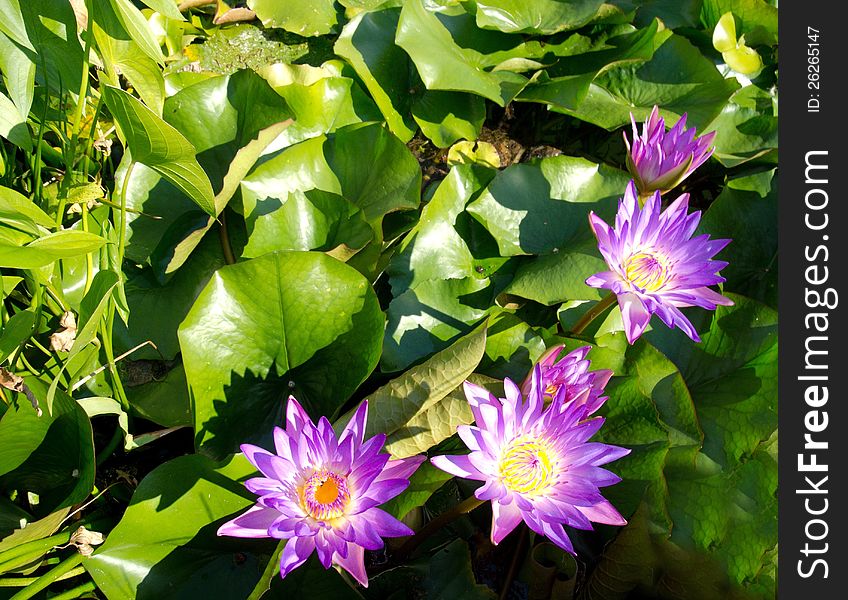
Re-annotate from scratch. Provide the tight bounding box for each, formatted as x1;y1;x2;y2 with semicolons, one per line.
0;0;777;598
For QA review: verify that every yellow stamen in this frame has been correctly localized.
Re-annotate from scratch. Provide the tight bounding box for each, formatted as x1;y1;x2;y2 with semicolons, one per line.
499;437;554;495
623;251;669;291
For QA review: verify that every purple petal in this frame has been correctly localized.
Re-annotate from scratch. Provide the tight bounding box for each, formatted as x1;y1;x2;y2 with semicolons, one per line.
314;530;334;568
217;505;278;538
340;400;369;447
491;500;523;544
364;507;415;538
252;452;297;484
618;293;652;344
279;535;315;579
285;396;312;435
347;513;387;550
334;543;368;587
430;454;487;481
475;478;507;501
541;521;576;555
577;499;628;526
272;427;298;465
244;476;282;495
356;478;410;509
373;455;425;484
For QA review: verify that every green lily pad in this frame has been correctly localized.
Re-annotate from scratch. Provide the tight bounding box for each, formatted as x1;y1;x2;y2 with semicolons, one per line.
179;251;384;458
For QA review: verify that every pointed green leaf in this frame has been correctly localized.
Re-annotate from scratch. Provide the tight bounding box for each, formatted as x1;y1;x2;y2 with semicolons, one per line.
107;0;164;64
0;0;34;50
335;323;487;458
0;90;31;151
102;85;215;215
0;231;106;269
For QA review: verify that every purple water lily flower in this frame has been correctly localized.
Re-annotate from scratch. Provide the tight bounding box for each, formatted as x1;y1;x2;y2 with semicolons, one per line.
625;106;716;196
431;366;629;554
218;397;424;587
586;181;733;344
520;345;613;416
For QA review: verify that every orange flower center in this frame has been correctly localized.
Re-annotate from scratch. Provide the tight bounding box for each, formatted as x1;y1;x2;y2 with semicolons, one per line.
301;470;349;521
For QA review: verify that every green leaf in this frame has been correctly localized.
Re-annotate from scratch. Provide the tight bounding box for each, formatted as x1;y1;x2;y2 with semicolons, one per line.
162;70;291;188
516;21;660;112
701;0;778;46
0;0;32;50
262;555;364;598
593;296;777;591
0;31;35;117
115;225;226;361
646;294;778;467
382;164;502;371
0;506;71;556
554;32;739;130
471;0;605;34
413;539;497;599
381;461;453;521
19;0;84;94
480;311;546;381
0;378;95;510
323;122;422;225
340;323;486;458
411;90;486;148
85;453;273;599
44;269;120;414
389;164;494;290
334;8;418;141
0;90;31;151
703;85;778;167
384;276;494;372
396;0;529;106
239;123;421;261
258;62;375;150
0;231;106;269
0;310;35;362
106;0;165;65
139;0;185;21
635;0;703;28
125;363;192;428
179;251;384;458
699;174;777;307
502;248;606;305
0;186;54;235
248;0;339;36
77;396;133;450
72;270;121;356
102;85;216;216
466;155;629;256
92;17;166;115
120;70;290;270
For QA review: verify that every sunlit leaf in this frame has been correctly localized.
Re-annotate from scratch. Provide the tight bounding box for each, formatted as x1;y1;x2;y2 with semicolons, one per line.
85;453;271;599
179;251;384;458
102;85;216;216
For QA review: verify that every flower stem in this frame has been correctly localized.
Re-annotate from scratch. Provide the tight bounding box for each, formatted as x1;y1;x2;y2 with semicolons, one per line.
395;495;484;560
569;293;617;337
8;553;83;600
43;580;96;600
499;525;529;600
218;211;236;265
